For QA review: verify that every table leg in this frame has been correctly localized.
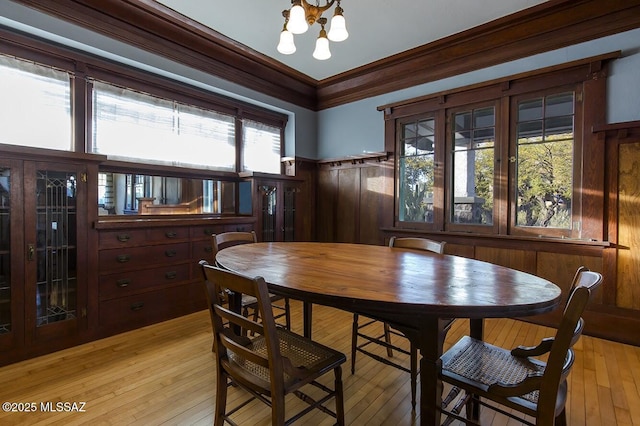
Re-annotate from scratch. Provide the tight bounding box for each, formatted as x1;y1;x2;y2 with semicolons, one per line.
401;318;446;426
468;318;484;420
303;301;313;338
470;318;484;340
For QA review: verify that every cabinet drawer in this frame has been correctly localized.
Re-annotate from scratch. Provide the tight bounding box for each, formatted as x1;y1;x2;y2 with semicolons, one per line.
99;242;190;272
224;224;253;233
99;229;147;249
99;227;189;249
99;263;190;300
146;227;189;242
190;224;225;240
99;282;205;328
192;239;214;262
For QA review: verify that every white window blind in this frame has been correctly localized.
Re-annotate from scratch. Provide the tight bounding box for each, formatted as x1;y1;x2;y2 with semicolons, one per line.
242;120;282;174
92;81;235;171
0;55;72;151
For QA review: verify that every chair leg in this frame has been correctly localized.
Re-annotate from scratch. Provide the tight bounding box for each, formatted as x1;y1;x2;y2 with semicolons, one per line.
214;371;228;426
334;366;345;426
410;343;417;410
284;297;291;330
351;314;359;374
383;323;394;357
271;390;286;426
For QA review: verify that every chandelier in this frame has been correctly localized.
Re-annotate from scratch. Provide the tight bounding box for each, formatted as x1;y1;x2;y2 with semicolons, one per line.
277;0;348;60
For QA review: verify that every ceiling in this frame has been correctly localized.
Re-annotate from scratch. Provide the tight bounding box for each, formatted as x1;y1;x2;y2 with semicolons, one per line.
155;0;547;81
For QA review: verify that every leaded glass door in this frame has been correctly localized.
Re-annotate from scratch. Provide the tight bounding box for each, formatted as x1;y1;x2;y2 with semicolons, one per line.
24;161;87;343
0;159;23;350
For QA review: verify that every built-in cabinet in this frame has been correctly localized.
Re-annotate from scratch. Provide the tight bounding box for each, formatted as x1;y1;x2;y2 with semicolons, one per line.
94;219;254;334
0;149;101;362
242;173;304;242
0;144;268;365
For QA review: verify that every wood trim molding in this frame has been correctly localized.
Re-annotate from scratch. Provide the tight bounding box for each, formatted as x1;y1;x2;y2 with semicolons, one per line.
317;152;390;168
10;0;318;110
9;0;640;111
316;0;640;109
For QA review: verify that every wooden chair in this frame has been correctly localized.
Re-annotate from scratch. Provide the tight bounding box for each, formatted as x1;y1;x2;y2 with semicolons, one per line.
201;262;346;426
439;267;602;426
351;236;446;410
212;231;291;331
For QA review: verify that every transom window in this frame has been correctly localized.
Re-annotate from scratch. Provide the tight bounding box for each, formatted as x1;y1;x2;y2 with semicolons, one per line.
92;81;236;171
0;55;72;151
0;52;286;176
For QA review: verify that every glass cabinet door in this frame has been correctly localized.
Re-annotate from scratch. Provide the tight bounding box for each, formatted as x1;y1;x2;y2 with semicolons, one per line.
0;159;23;350
283;185;297;242
259;185;277;242
0;165;12;340
25;161;86;343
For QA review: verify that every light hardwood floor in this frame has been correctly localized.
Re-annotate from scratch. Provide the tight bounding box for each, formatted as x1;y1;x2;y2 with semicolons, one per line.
1;301;639;425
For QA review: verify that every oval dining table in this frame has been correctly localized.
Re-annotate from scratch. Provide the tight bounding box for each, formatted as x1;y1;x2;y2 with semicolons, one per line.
215;241;562;426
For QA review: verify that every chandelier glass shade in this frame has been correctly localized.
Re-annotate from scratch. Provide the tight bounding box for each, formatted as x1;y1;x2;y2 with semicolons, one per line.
277;0;348;60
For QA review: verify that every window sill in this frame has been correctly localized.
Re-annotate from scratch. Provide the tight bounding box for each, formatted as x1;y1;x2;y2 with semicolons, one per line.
381;227;610;250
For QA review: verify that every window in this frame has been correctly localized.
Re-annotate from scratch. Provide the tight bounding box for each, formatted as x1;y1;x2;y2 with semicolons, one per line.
398;116;436;223
513;92;575;232
92;82;236;171
384;59;603;240
449;105;496;228
0;55;72;151
242;120;282;174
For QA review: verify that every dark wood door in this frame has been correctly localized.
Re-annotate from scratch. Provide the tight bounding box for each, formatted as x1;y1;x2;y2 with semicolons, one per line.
0;159;24;351
23;161;88;345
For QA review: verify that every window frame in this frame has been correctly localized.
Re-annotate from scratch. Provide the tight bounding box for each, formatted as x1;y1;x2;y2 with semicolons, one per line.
445;99;502;235
382;54;613;242
508;84;584;239
394;112;445;230
0;36;288;177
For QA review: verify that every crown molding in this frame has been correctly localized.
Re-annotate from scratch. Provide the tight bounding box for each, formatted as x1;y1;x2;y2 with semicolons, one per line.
8;0;640;111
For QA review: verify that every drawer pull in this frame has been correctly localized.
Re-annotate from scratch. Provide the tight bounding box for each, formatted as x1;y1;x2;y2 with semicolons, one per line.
116;254;131;263
204;246;213;253
165;231;177;238
203;228;214;235
116;278;131;287
130;302;144;311
117;234;131;242
165;271;177;279
165;250;177;257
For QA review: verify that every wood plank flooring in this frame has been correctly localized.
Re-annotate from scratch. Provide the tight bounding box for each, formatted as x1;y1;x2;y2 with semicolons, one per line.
1;301;639;425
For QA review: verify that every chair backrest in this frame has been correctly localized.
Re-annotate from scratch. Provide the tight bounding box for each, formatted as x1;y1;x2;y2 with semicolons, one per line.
212;231;257;262
535;268;602;421
389;236;446;254
200;262;286;395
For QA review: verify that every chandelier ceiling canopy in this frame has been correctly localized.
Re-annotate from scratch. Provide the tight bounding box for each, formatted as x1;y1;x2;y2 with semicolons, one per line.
277;0;348;60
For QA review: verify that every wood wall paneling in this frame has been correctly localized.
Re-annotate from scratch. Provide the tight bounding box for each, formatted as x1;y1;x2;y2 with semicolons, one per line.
358;164;394;246
617;142;640;310
536;252;604;305
475;247;536;274
337;168;359;243
317;169;338;242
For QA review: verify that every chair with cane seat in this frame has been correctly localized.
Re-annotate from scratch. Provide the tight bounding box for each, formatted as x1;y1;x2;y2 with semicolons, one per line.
212;231;291;331
201;262;346;425
351;236;446;410
439;267;602;425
